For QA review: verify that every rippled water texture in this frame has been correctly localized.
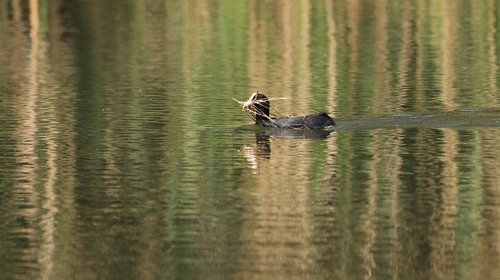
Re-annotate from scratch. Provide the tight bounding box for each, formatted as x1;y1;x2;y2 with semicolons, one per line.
0;1;499;279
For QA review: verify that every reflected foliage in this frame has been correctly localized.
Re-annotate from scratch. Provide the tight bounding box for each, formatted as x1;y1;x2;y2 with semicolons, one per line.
0;0;499;279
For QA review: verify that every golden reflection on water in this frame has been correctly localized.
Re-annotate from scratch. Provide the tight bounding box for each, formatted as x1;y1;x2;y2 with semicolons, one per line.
13;0;41;274
27;0;58;278
487;0;499;103
244;2;325;275
479;129;500;279
430;128;459;279
6;1;81;278
442;0;458;109
0;0;500;279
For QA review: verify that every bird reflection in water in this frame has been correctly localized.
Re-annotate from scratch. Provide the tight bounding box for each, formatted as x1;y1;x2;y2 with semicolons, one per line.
241;129;333;174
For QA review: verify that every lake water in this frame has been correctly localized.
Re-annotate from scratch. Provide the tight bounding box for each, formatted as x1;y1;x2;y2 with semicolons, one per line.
1;1;499;279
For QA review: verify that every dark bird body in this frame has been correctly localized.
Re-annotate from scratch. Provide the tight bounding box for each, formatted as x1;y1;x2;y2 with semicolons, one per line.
242;91;335;130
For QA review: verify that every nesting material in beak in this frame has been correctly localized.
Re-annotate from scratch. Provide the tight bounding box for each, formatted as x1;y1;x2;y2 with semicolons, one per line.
236;91;282;124
242;100;252;112
242;91;259;112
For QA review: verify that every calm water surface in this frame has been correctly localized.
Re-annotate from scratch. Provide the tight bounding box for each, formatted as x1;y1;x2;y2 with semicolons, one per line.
1;1;499;279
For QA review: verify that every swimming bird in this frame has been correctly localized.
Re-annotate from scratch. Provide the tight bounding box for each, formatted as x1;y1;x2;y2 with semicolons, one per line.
240;91;335;130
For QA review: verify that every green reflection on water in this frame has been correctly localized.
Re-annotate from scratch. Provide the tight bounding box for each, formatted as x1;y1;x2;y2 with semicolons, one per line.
0;0;499;279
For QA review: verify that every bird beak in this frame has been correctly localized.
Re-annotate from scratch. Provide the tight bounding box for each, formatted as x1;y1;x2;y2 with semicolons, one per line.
242;98;253;111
